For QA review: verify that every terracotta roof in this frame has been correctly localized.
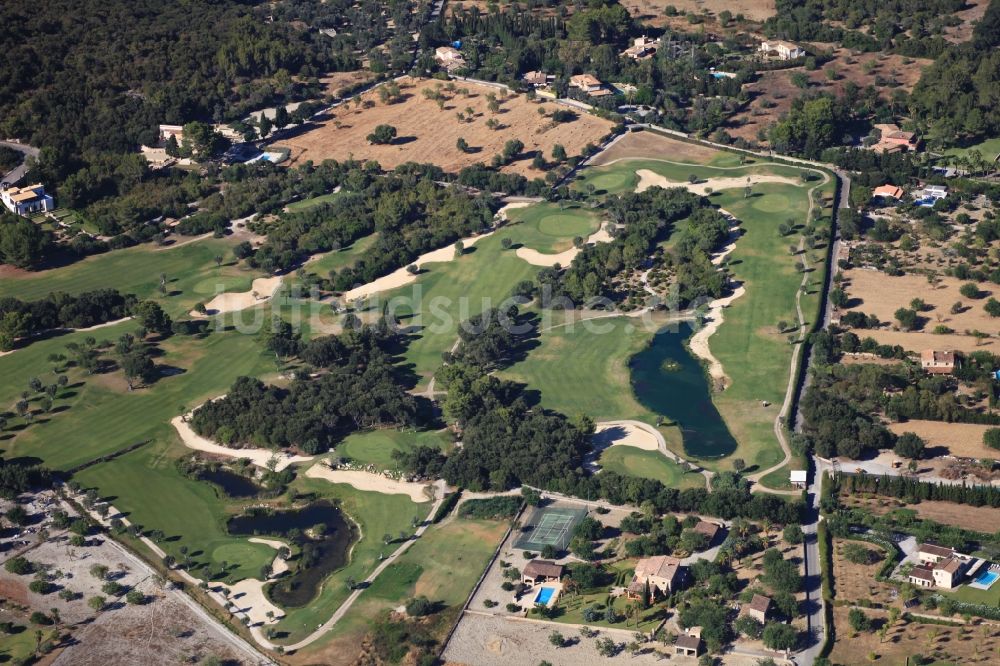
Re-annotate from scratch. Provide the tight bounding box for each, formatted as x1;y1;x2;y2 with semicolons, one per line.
523;560;563;579
919;543;956;558
909;565;934;582
938;557;962;575
634;555;681;580
748;594;772;614
873;184;904;199
693;521;721;540
523;71;547;84
570;74;602;87
920;351;955;366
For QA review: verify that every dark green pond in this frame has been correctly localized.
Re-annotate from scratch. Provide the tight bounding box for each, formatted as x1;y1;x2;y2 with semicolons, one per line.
227;501;357;608
629;322;738;458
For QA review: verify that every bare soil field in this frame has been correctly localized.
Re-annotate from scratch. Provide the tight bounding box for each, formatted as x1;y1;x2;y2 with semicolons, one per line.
847;328;997;354
729;49;930;143
280;77;614;177
841;268;997;352
945;0;988;42
621;0;777;23
886;420;996;459
589;130;722;166
844;268;997;330
321;70;375;98
842;493;1000;535
830;537;895;607
830;605;997;666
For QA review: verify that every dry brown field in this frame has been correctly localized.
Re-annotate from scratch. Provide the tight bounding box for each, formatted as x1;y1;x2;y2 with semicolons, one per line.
841;267;998;352
281;77;614;177
621;0;777;23
842;493;1000;534
886;420;996;459
830;605;999;666
830;537;895;606
321;70;375;98
729;49;930;143
945;0;989;42
589;129;724;165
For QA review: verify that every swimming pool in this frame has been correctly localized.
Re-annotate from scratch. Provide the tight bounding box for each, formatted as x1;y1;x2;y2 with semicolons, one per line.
534;586;556;604
973;570;999;588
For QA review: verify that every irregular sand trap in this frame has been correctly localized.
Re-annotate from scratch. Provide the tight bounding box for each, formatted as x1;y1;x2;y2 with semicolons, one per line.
686;219;746;384
305;464;431;502
515;224;614;267
249;537;290;577
193;275;283;316
171;415;313;472
496;201;533;221
342;231;493;301
218;578;285;626
635;169;799;196
593;421;660;451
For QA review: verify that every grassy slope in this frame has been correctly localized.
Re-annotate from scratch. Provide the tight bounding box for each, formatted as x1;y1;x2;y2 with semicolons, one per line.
270;476;425;643
293;516;509;659
335;428;453;471
305;233;379;277
570;156;828;475
286;191;342;212
0;237;261;319
599;446;704;490
504;203;601;253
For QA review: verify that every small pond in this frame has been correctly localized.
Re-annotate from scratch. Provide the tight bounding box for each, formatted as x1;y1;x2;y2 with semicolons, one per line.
227;500;357;608
630;322;738;458
199;468;261;499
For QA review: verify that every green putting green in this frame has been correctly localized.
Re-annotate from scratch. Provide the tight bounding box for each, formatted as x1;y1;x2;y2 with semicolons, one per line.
751;193;791;213
537;213;596;237
585;170;635;193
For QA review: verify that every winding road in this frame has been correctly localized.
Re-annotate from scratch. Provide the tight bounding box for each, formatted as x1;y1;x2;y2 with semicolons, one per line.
0;140;39;187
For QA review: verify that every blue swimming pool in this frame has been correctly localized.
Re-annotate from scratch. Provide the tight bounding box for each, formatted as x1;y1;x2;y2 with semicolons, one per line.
973;570;999;587
534;586;556;604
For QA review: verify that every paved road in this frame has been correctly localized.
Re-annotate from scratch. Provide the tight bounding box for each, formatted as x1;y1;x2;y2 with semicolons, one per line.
0;140;39;187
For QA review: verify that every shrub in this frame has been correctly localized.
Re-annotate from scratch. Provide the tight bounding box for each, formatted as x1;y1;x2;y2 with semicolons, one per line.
404;596;436;617
4;556;33;575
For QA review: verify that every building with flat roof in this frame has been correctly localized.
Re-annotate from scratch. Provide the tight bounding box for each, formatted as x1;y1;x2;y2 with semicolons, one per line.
790;470;808;488
1;183;54;216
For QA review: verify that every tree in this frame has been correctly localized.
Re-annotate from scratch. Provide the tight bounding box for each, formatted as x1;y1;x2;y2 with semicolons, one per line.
848;608;871;632
894;307;918;331
960;282;982;299
783;524;804;545
125;590;145;605
985;298;1000;318
258;114;272;138
132;301;172;335
548;630;565;647
273;106;290;129
894;432;926;459
0;216;52;269
367;124;397;144
552;144;567;162
88;596;106;612
733;458;746;473
985;428;1000;451
456;137;470;153
762;622;797;650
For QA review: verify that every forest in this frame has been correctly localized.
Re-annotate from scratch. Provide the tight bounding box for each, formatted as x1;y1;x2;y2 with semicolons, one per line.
0;289;138;351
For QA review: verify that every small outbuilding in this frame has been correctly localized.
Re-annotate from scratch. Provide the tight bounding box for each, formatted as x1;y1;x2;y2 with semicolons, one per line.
790;470;808;489
743;594;772;624
521;560;564;585
675;627;702;657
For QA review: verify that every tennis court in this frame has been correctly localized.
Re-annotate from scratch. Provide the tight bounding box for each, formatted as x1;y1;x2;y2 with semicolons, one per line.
514;504;588;552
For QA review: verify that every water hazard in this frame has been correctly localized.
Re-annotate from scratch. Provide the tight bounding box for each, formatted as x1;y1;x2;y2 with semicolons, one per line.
630;321;738;458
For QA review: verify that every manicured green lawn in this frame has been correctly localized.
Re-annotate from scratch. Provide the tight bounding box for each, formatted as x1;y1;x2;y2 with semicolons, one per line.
270;476;427;643
943;137;1000;161
334;428;453;471
0;628;56;663
380;231;538;387
500;316;657;423
305;233;379;277
0;237;260;319
286;191;341;211
505;203;601;253
948;581;1000;606
599;446;704;490
294;516;510;658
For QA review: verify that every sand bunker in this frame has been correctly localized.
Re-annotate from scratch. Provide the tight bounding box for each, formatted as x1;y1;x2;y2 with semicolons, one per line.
341;231;493;302
305;464;431;502
515;224;614;267
593;421;660;451
217;578;285;626
496;201;533;221
171;415;313;471
635;169;799;196
249;537;290;577
193;275;283;316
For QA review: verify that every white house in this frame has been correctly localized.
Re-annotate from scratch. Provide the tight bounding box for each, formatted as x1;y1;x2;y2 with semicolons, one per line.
790;470;808;489
1;183;54;216
622;36;658;60
434;46;466;71
759;40;805;60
